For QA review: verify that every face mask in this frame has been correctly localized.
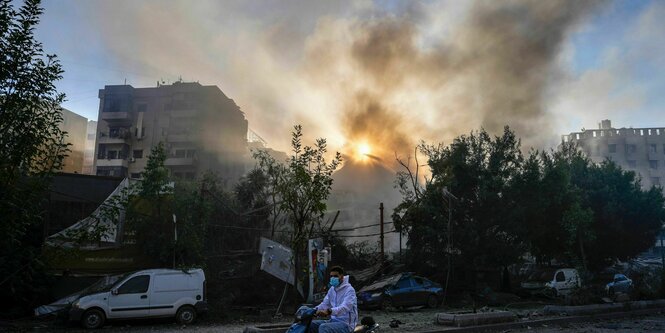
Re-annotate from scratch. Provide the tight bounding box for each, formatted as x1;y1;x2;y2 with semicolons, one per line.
329;277;340;288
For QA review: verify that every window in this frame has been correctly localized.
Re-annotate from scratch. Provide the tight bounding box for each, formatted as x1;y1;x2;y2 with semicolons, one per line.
109;127;120;138
133;150;143;158
185;172;195;180
626;144;637;154
186;149;196;158
608;144;616;153
650;144;657;154
174;149;186;158
555;272;565;282
107;151;118;159
652;177;660;186
117;275;150;294
413;277;424;287
650;160;658;169
627;160;636;168
396;279;412;289
130;173;142;179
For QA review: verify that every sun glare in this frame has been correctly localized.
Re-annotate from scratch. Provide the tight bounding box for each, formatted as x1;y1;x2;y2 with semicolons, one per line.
355;142;372;162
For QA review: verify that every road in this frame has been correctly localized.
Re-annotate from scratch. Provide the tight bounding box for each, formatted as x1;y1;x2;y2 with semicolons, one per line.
24;310;665;332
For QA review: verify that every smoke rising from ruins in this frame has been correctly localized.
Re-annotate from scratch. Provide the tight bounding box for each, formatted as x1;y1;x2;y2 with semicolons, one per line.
56;0;604;164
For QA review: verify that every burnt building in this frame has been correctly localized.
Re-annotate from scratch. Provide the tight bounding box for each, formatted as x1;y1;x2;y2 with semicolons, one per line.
563;119;665;189
94;81;249;185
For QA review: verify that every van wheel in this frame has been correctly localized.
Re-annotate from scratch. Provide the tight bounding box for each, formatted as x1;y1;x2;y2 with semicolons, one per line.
81;309;105;329
176;305;196;325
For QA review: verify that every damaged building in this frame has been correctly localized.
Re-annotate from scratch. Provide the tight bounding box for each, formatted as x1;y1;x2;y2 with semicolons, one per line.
563;120;665;189
93;81;249;185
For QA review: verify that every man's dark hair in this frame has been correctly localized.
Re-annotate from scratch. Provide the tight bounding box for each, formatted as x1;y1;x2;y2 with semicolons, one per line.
330;266;345;275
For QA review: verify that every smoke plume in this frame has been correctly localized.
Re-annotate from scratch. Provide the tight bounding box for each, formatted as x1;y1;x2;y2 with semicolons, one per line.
50;0;603;163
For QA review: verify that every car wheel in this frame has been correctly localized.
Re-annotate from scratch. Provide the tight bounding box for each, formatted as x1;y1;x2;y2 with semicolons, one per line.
426;295;438;308
81;309;105;329
176;305;197;325
381;298;394;312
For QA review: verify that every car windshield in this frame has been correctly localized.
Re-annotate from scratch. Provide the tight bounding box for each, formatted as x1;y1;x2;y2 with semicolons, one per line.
82;272;132;294
359;274;403;292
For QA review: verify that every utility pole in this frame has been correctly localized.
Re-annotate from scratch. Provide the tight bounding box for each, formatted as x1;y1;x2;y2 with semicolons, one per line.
173;214;177;269
442;187;457;306
380;202;385;262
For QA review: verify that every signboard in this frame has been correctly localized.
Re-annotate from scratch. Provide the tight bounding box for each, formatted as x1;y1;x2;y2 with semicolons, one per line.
307;238;331;303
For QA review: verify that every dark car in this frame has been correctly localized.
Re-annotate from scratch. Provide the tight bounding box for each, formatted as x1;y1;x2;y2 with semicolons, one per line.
606;274;633;295
356;273;443;310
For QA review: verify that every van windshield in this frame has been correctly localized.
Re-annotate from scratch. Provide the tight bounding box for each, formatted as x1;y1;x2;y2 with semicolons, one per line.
82;272;132;294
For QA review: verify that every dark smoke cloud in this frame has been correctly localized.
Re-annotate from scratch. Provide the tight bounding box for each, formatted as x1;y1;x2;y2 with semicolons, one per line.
304;0;602;161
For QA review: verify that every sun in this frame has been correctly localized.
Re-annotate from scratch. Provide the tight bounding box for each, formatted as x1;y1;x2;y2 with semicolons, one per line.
359;143;371;156
354;142;372;162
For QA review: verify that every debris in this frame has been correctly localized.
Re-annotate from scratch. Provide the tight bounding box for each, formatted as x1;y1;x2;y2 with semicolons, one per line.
389;319;404;328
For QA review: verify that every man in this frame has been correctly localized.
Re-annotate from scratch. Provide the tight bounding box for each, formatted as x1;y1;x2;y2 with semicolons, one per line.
310;266;358;333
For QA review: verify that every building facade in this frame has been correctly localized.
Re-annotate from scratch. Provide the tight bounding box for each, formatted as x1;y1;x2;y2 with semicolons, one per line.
563;120;665;189
83;120;97;174
59;108;88;173
93;82;249;184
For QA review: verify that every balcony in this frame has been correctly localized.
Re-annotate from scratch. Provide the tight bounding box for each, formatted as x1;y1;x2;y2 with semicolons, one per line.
165;157;196;166
101;111;131;121
167;133;193;143
170;109;198;118
96;158;128;168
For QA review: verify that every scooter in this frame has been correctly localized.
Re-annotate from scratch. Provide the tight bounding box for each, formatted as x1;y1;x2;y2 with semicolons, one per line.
285;306;379;333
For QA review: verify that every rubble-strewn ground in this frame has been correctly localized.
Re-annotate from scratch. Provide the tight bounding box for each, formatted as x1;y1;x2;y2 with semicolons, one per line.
12;309;665;333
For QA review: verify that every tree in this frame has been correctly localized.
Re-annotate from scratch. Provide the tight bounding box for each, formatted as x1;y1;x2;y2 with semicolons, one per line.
0;0;68;316
253;125;341;300
394;127;525;281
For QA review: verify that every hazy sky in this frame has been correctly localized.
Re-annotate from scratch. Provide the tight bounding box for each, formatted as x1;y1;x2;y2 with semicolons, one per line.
33;0;665;160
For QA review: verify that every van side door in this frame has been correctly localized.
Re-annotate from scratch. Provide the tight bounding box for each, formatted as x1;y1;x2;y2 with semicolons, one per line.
150;273;197;317
108;274;151;319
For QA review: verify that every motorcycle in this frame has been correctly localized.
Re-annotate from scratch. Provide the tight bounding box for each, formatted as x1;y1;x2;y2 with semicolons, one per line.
285;306;379;333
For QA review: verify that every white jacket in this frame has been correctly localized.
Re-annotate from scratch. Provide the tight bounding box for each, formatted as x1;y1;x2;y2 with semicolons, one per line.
315;275;358;331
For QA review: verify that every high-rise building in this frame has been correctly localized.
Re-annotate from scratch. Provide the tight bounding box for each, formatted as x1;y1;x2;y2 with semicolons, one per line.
59;108;87;173
83;120;97;174
93;81;249;184
562;120;665;188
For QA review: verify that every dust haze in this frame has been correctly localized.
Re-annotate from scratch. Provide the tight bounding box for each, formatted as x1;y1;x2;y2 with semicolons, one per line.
67;0;603;164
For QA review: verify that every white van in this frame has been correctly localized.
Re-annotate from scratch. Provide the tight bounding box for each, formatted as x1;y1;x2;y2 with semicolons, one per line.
69;269;207;329
545;268;581;296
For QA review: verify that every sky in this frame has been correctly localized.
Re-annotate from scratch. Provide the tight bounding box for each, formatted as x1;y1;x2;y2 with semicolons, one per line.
31;0;665;162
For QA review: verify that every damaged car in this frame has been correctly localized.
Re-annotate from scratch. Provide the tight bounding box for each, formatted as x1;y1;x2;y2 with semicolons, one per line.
356;273;443;310
606;273;633;295
520;268;581;297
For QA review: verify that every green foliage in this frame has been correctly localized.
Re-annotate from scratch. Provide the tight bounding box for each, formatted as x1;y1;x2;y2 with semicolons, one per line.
395;128;665;279
0;0;67;317
253;125;341;298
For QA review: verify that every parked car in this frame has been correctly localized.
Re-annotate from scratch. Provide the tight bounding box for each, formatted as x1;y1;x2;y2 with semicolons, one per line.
606;274;633;295
356;273;443;310
69;268;207;329
520;268;581;297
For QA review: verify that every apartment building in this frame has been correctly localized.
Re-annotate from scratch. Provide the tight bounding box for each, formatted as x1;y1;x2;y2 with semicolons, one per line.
83;120;97;174
93;81;248;184
59;108;87;174
562;120;665;188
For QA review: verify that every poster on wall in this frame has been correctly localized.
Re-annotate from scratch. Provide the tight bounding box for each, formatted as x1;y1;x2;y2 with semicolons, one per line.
307;238;331;303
